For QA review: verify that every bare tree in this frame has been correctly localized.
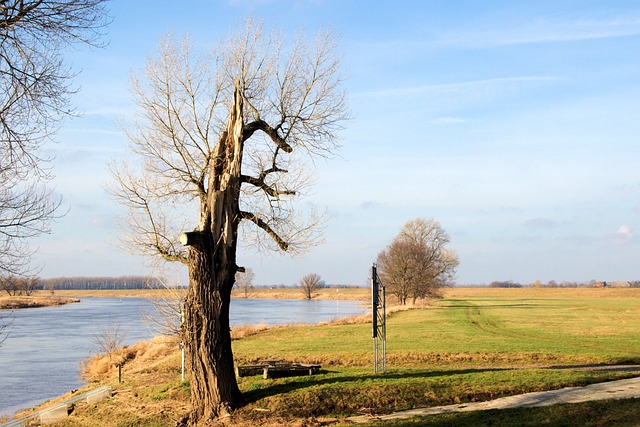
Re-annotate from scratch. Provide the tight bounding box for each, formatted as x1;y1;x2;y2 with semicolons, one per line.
110;21;348;423
377;218;458;305
0;0;109;276
299;273;322;300
235;268;255;298
91;319;127;363
142;263;184;337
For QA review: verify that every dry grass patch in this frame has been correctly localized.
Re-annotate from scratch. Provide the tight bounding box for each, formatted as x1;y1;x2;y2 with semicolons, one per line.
231;323;269;340
82;335;180;382
0;295;79;309
443;287;640;299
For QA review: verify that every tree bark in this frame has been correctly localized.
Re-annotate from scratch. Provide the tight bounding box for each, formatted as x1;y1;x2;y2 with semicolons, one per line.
183;242;243;422
182;83;245;424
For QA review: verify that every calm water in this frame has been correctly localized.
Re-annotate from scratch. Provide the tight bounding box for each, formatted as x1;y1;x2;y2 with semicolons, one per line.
0;297;366;416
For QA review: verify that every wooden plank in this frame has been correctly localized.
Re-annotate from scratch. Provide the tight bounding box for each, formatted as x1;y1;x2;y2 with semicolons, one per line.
263;364;321;379
236;364;267;377
236;362;321;379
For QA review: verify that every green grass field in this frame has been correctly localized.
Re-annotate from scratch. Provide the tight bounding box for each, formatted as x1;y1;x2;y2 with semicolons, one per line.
234;288;640;368
230;289;640;424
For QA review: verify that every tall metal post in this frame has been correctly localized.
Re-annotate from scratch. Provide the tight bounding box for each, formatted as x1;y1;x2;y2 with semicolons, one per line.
372;264;386;373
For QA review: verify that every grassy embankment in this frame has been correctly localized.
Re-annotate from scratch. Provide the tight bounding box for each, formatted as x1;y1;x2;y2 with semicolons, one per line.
20;288;640;426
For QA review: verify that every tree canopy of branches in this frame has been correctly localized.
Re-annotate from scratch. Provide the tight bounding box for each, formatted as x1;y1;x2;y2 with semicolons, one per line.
110;20;348;423
0;0;109;276
299;272;322;300
377;218;458;305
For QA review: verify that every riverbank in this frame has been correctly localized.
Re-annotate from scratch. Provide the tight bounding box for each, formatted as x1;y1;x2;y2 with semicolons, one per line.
44;286;370;301
10;286;636;308
0;295;80;310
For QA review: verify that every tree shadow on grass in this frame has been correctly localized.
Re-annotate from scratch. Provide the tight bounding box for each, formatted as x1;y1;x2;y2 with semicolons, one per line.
241;367;511;403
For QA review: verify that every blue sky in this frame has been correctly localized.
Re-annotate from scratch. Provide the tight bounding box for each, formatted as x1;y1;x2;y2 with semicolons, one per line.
33;0;640;286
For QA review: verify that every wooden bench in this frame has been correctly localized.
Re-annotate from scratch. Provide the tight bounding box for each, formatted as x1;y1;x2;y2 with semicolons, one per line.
236;361;321;379
263;363;321;379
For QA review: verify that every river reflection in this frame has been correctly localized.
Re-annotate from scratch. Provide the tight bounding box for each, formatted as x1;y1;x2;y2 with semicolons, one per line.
0;297;366;416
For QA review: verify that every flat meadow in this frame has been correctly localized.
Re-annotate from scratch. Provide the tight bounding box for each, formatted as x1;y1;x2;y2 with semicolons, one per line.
23;287;640;426
234;287;640;368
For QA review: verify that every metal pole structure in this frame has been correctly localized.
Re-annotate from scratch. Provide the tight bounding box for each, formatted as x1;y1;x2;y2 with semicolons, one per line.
372;264;378;373
372;264;386;374
382;284;386;372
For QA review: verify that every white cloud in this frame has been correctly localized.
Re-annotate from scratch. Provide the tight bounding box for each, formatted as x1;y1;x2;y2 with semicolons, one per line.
354;76;558;100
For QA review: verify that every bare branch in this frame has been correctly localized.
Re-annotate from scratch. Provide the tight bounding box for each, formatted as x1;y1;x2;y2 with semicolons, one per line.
239;211;288;251
243;119;292;152
0;0;109;276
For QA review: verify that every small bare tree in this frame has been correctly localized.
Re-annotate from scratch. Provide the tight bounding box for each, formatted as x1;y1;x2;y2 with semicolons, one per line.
377;218;458;305
299;273;322;300
0;0;109;277
235;268;255;298
91;319;127;362
110;20;348;423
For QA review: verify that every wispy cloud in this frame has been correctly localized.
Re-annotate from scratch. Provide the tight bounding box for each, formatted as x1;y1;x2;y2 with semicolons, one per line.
479;14;640;46
354;76;558;99
361;12;640;53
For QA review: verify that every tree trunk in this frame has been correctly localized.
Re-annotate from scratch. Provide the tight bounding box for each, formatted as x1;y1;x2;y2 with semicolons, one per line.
183;243;243;422
182;82;245;425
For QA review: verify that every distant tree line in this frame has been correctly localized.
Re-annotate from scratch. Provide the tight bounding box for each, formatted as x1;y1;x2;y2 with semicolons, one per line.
489;281;523;288
487;279;640;288
37;276;163;291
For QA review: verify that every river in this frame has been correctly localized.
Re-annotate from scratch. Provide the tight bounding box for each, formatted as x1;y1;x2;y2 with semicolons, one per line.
0;297;367;417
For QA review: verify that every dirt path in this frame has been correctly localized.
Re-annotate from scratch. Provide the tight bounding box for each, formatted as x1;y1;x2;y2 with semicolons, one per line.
348;369;640;424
